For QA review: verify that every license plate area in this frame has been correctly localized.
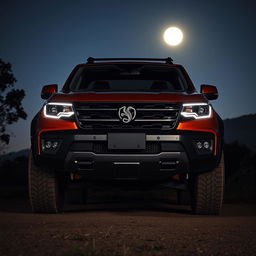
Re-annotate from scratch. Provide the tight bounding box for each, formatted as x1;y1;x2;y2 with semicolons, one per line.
108;133;145;150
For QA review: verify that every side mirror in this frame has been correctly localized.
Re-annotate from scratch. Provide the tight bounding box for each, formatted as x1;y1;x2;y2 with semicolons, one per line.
200;84;218;100
41;84;58;99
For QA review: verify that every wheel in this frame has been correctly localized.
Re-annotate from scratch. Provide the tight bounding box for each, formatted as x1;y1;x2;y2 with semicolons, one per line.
191;152;225;215
28;151;65;213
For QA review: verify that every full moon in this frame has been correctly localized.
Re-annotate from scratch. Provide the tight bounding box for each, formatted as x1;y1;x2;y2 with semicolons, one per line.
163;27;183;46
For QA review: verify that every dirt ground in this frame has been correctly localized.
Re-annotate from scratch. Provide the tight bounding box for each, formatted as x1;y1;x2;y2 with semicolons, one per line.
0;193;256;256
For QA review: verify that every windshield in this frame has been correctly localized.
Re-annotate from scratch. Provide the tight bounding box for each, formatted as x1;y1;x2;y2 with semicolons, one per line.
69;64;187;92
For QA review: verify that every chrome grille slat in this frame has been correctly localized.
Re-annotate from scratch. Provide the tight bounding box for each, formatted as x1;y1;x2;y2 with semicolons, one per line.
78;118;177;122
136;108;180;111
135;119;177;122
76;108;117;111
79;119;120;122
76;108;179;111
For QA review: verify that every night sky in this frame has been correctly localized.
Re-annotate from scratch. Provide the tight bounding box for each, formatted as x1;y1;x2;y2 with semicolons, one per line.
1;0;256;152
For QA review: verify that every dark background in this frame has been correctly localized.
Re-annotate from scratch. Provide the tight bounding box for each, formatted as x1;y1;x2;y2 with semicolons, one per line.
0;3;256;255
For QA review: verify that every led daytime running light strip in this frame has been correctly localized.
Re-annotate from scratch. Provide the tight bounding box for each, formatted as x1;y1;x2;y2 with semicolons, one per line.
43;102;74;119
181;103;212;119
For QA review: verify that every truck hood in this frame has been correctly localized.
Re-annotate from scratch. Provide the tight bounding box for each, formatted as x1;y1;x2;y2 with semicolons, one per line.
49;92;207;103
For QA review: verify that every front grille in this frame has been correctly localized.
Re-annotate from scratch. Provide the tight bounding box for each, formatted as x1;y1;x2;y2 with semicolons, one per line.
73;102;181;130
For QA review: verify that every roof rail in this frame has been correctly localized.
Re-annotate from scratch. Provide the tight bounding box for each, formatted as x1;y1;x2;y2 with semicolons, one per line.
86;57;173;64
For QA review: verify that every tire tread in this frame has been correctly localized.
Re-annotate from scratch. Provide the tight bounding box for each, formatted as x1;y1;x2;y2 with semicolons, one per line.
192;153;225;215
28;151;63;213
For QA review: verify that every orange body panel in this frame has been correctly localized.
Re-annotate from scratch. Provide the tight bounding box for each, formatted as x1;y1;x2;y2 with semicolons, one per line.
36;110;78;154
177;116;219;155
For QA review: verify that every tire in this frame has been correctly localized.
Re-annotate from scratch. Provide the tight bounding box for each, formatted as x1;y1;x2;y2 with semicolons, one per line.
28;151;65;213
191;152;225;215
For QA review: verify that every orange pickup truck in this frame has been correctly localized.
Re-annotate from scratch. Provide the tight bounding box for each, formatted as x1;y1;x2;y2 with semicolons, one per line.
29;57;224;214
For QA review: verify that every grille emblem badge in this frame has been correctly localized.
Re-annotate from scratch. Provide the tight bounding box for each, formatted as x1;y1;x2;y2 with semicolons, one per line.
118;106;136;123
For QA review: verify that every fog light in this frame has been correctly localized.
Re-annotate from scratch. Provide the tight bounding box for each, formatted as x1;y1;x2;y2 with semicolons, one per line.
42;139;60;151
197;142;203;149
193;139;213;154
45;141;52;149
52;141;58;149
203;141;210;149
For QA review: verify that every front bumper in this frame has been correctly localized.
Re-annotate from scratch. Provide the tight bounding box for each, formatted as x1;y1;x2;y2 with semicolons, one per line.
32;130;222;182
65;151;189;182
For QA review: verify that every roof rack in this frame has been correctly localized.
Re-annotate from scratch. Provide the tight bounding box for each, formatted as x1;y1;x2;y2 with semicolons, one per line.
86;57;173;64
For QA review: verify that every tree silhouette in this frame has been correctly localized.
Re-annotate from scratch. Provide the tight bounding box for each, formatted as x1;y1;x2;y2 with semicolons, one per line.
0;59;27;149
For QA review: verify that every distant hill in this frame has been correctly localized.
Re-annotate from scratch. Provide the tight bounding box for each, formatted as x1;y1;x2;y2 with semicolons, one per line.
224;114;256;150
0;149;29;163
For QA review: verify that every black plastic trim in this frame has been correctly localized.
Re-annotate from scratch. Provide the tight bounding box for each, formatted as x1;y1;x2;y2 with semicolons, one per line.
34;130;221;179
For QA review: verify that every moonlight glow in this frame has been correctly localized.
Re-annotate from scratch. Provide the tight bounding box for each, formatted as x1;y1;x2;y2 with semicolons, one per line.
163;27;183;46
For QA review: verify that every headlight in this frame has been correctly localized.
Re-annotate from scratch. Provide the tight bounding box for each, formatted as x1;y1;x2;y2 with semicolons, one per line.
43;102;74;119
180;103;212;119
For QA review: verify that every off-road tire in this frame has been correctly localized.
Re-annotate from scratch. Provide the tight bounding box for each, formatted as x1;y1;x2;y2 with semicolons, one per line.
28;151;64;213
191;152;225;215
